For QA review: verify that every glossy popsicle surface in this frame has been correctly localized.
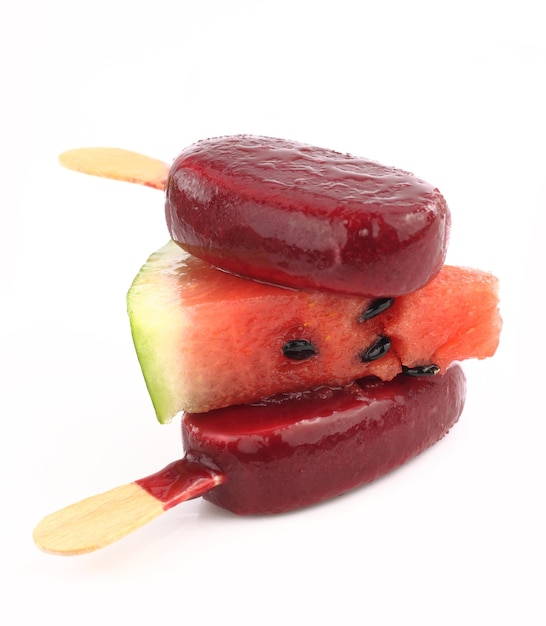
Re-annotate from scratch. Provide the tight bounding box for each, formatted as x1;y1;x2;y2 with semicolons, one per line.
182;365;466;514
166;135;451;297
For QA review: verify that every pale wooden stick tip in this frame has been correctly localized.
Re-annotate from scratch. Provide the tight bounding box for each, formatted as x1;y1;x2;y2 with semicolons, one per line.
59;147;170;190
33;483;164;556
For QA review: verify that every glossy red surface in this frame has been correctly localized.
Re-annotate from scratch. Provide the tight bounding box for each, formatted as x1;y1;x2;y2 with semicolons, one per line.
165;135;451;297
135;458;223;510
181;365;466;515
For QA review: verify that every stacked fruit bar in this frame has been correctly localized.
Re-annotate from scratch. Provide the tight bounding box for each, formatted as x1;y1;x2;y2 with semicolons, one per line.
126;135;501;514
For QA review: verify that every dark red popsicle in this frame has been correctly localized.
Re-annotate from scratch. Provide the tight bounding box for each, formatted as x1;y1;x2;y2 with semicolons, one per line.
165;365;466;515
165;135;451;297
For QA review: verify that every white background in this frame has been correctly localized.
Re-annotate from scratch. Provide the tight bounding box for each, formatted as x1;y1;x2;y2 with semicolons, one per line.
2;1;545;624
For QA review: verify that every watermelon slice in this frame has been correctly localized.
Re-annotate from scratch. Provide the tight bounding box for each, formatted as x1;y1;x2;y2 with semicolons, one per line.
127;241;501;422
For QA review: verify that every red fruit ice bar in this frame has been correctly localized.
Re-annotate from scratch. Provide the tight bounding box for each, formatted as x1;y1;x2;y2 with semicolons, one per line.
165;135;451;297
178;365;466;514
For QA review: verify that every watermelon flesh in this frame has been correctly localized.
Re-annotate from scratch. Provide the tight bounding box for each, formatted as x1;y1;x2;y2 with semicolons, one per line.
127;241;501;422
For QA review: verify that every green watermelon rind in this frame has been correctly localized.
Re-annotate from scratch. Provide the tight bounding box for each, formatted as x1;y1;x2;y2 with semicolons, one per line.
127;241;192;423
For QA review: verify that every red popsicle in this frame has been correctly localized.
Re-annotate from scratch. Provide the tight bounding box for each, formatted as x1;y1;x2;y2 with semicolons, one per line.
178;364;466;514
166;135;451;297
32;365;466;555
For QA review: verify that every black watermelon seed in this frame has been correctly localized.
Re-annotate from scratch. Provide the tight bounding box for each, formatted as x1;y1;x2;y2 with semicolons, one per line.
360;336;392;362
402;364;440;377
282;339;318;361
359;297;394;322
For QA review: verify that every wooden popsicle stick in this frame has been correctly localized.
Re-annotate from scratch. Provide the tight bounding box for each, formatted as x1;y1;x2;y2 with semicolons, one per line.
33;459;224;556
59;147;170;190
33;483;164;556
